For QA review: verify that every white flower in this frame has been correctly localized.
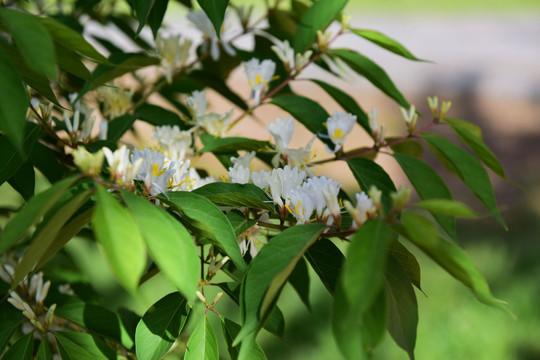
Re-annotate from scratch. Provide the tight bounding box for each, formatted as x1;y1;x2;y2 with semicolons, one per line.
156;32;192;83
325;110;356;153
368;107;379;136
186;90;207;119
271;40;294;68
251;169;271;193
169;159;192;190
351;192;376;227
294;50;313;73
197;109;233;137
153;125;193;162
304;176;341;218
103;145;143;189
284;136;316;175
244;58;276;106
131;148;176;196
322;186;341;222
238;224;267;258
287;188;315;224
188;10;236;61
62;97;96;141
268;117;294;154
228;163;250;184
267;165;307;207
96;85;134;119
231;151;256;169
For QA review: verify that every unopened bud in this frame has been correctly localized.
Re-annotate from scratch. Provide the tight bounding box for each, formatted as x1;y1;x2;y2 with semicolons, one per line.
30;319;46;333
317;30;332;51
44;303;56;330
368;186;382;210
440;101;452;119
390;186;411;211
340;13;351;32
72;147;105;176
400;105;418;134
212;292;224;306
196;290;207;305
427;96;439;118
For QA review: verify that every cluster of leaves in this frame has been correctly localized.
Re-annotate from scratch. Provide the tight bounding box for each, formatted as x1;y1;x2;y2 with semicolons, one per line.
0;0;511;359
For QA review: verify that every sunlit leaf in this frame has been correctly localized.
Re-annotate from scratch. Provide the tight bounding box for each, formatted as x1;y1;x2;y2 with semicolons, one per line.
2;333;33;360
415;199;477;218
56;331;116;360
193;182;273;211
184;315;219;360
350;28;425;61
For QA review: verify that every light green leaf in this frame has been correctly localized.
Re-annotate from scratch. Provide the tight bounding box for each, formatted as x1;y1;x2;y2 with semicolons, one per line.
2;333;33;360
415;199;477;218
135;292;190;360
236;223;325;344
193;182;273;211
165;191;246;271
401;212;513;316
221;318;266;360
444;118;506;178
197;0;229;39
1;9;56;78
184;315;219;360
332;48;409;108
305;238;344;295
0;176;77;255
393;153;456;242
93;185;146;294
199;135;270;153
0;47;28;150
123;191;199;302
36;339;53;360
350;28;424;61
293;0;347;52
55;331;117;360
421;133;506;229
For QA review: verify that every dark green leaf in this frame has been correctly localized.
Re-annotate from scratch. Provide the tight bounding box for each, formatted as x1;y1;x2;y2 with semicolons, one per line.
293;0;347;52
55;43;92;80
91;53;160;88
226;210;258;237
184;315;219;360
2;333;33;360
199;135;270;153
193;182;273;211
136;103;186;128
388;239;421;291
199;134;237;169
30;142;69;183
107;114;136;142
385;254;418;360
8;161;35;201
350;28;424;61
393;153;456;242
310;78;370;133
361;289;387;355
332;49;409;108
0;176;77;255
444;118;506;178
421;133;506;229
0;122;40;187
0;301;23;353
133;0;157;35
55;331;117;360
108;15;153;50
36;339;53;360
148;0;169;38
236;223;325;343
347;157;397;213
221;318;266;360
388;138;424;158
197;0;229;39
401;212;512;316
135;292;190;360
1;9;57;78
165;191;246;271
415;199;477;218
0;47;28;150
289;256;311;311
123;191;199;302
305;238;344;295
93;185;146;293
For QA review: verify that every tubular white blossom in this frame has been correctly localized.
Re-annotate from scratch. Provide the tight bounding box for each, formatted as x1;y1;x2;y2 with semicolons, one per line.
186;90;207;118
251;169;271;193
156;32;192;83
231;151;256;169
268;165;307;207
131;148;176;196
322;186;341;221
354;192;376;227
103;145;129;181
197;109;233;137
294;50;313;73
96;86;134;119
244;58;276;106
325;110;356;153
267;117;294;153
304;176;342;218
368;107;379;134
271;40;294;68
287;188;315;224
284;136;316;175
153;125;193;162
228;163;251;184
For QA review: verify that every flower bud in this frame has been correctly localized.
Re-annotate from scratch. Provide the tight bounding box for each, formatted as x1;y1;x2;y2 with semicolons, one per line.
390;186;411;211
72;147;105;177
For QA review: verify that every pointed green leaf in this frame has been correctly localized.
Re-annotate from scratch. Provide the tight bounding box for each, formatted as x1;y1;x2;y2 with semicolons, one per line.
193;182;273;211
123;191;199;302
135;292;190;360
351;28;425;61
2;333;33;360
107;114;136;142
421;133;506;229
388;239;422;291
401;212;512;316
136;103;186;128
226;211;258;237
361;289;388;355
393;153;457;241
444;118;506;178
293;0;347;52
148;0;169;38
289;256;311;311
184;315;219;360
388;138;424;158
197;0;229;39
199;135;270;153
36;339;53;360
55;331;117;360
55;43;93;80
347;157;397;213
305;238;344;295
165;191;246;271
415;199;477;218
0;122;41;187
221;318;266;360
0;301;23;353
1;9;56;78
332;48;409;108
134;0;157;35
8;161;35;201
93;185;146;293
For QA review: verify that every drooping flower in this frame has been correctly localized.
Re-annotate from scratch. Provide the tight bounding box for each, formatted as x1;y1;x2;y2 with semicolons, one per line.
153;125;193;162
131;148;176;196
188;10;236;61
287;188;315;224
244;58;276;106
103;145;143;190
325;110;356;153
156;32;192;83
186;90;207;119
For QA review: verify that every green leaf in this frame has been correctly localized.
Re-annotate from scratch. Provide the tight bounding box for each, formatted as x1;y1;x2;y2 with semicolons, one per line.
199;135;270;153
30;142;69;183
347;157;397;213
0;47;28;150
401;212;512;316
93;185;146;293
135;292;190;360
193;182;273;211
36;339;53;360
444;118;506;178
184;315;219;360
54;43;93;80
393;153;456;242
165;191;246;271
196;0;229;39
305;238;344;295
55;331;117;360
288;256;311;311
0;176;77;255
350;28;424;61
385;254;418;360
148;0;169;38
236;223;325;344
123;191;199;302
11;189;92;288
55;300;134;348
0;122;40;187
388;239;422;291
270;94;333;147
2;333;33;360
415;199;477;218
221;318;267;360
8;161;35;201
107;114;136;142
89;53;160;90
0;301;23;353
309;79;370;133
136;103;186;128
332;49;409;108
293;0;347;53
133;0;157;35
361;289;387;355
388;138;424;158
421;133;506;229
226;210;258;237
199;134;237;169
1;9;56;78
